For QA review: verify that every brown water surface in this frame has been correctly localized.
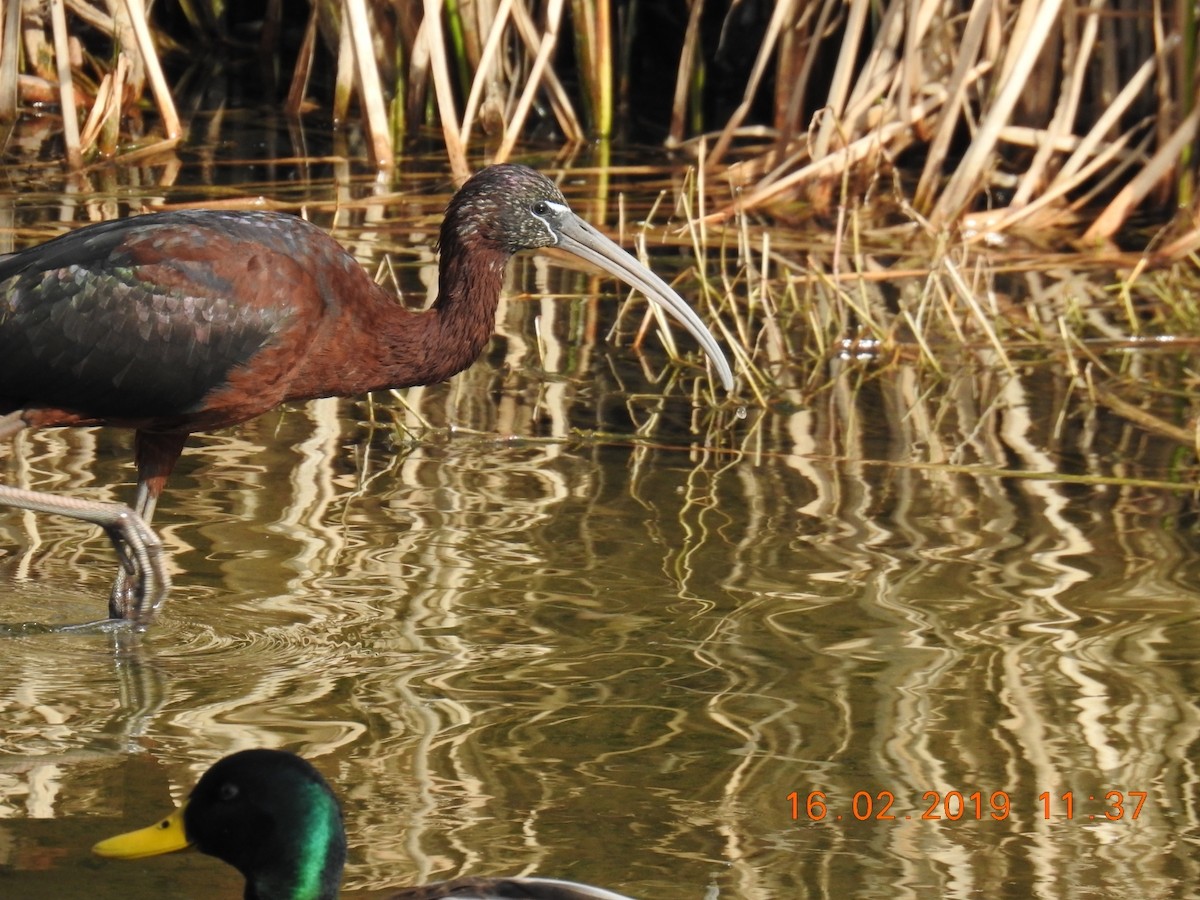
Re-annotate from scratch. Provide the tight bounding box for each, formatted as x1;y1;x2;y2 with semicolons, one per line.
1;112;1199;899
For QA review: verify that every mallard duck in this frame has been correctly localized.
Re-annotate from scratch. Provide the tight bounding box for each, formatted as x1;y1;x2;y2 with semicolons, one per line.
93;749;635;900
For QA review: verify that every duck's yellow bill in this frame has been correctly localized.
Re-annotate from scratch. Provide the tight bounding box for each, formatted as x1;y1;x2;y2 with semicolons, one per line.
92;805;192;859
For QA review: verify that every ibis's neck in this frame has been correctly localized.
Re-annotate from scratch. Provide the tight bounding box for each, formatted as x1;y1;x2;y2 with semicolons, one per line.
416;238;510;384
289;243;509;401
366;240;509;389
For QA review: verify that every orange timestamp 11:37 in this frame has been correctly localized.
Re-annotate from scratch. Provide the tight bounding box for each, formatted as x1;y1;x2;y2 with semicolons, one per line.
787;790;1148;822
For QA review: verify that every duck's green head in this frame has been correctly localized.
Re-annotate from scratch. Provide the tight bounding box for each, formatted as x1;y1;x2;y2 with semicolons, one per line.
94;749;347;900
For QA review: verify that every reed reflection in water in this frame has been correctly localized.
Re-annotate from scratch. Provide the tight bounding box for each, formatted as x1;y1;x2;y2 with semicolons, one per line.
1;358;1200;897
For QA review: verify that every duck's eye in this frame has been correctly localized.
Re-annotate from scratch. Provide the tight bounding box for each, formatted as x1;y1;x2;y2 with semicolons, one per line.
532;200;550;216
218;783;239;802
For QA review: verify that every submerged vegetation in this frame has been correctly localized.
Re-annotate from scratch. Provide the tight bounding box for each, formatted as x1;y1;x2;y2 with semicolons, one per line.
1;1;1199;458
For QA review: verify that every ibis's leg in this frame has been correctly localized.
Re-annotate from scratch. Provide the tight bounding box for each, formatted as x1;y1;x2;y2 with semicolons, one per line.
106;431;188;620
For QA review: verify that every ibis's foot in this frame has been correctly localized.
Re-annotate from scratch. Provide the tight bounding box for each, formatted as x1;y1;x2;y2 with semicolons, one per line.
108;571;142;622
104;510;170;624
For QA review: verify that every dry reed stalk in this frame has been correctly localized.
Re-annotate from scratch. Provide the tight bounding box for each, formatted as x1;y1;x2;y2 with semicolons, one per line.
708;0;795;169
1006;0;1100;210
1176;0;1197;208
1086;372;1199;449
929;0;1065;227
461;0;515;145
1156;227;1200;260
899;0;944;120
78;53;126;156
570;0;612;137
593;0;613;137
97;65;127;156
49;0;81;168
0;0;19;120
106;0;144;100
771;2;823;162
332;9;355;124
496;0;568;160
998;49;1161;222
90;135;178;168
285;4;320;116
343;0;393;170
667;0;704;148
1153;1;1176;192
912;0;995;211
1064;130;1158;218
978;123;1143;234
838;0;911;130
122;0;180;140
810;0;871;163
506;0;583;144
1084;107;1200;241
717;90;949;218
423;0;470;181
65;0;114;33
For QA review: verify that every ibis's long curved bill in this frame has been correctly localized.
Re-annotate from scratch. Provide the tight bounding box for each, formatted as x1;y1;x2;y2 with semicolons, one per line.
553;214;735;392
93;806;192;859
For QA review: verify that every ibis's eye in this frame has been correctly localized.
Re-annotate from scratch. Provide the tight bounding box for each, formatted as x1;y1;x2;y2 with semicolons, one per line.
218;783;239;802
532;200;550;216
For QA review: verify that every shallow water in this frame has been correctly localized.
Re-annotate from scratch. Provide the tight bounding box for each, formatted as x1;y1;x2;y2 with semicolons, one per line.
2;116;1200;899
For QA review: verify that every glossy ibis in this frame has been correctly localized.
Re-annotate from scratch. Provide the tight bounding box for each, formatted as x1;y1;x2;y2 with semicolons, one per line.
93;748;635;900
0;164;733;624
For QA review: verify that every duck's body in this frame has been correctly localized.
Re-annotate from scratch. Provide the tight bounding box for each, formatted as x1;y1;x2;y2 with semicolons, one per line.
386;876;635;899
93;749;635;900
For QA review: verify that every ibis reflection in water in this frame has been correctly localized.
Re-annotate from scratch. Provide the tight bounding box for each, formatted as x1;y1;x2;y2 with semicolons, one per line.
0;165;734;624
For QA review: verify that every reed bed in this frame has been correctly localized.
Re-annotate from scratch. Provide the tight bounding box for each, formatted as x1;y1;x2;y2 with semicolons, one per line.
2;2;1194;243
